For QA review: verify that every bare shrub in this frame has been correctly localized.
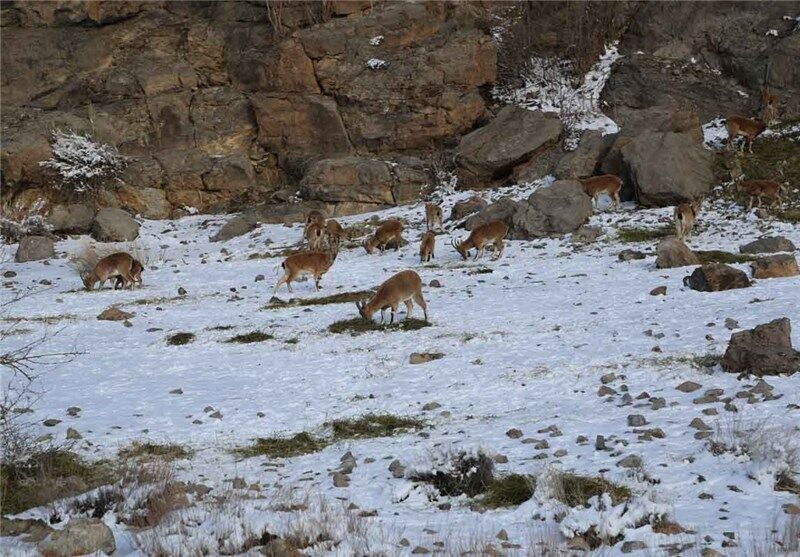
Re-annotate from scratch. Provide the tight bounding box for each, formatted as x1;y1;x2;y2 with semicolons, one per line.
0;200;52;244
39;130;126;193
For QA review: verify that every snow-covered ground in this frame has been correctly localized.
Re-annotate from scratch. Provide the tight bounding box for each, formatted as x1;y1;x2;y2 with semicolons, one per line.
2;182;799;555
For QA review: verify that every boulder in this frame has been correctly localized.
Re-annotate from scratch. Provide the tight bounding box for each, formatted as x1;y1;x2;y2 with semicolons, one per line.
300;156;429;207
739;236;796;254
91;208;140;242
46;204;94;234
554;130;604;180
655;237;699;269
721;318;800;376
455;107;562;186
571;225;604;244
684;263;751;292
621;131;713;206
115;186;171;220
751;254;799;279
464;197;519;231
449;196;488;222
15;235;55;262
210;214;259;243
97;307;134;321
38;518;115;557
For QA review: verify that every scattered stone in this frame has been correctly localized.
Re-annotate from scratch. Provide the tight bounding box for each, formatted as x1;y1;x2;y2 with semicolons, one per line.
332;472;349;488
685;263;751;292
409;352;444;365
651;398;666;410
656;237;699;269
421;402;441;411
689;418;711;430
702;408;719;416
572;225;603;244
600;372;617;384
97;307;134;321
261;538;303;557
92;208;140;242
42;419;61;427
621;540;647;553
701;549;724;557
411;547;430;554
627;414;648;427
65;428;82;440
595;435;607;451
170;388;183;395
676;381;702;393
650;285;667;296
209;411;223;419
751;254;799;279
399;538;410;547
619;249;647;261
693;394;719;405
15;236;55;263
493;454;508;464
598;385;617;396
721;318;800;376
178;286;187;296
388;459;405;479
232;477;246;489
725;318;739;330
506;428;523;439
783;503;800;515
254;274;265;282
66;407;81;417
617;454;642;468
739;236;796;254
553;449;568;457
496;529;508;541
3;270;16;278
38;518;115;557
576;435;588;444
428;279;442;288
449;196;488;222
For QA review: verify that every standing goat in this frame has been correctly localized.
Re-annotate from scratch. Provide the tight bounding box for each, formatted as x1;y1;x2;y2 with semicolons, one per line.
737;180;782;210
355;270;428;324
673;198;702;240
451;220;509;261
274;246;337;294
419;231;436;263
363;220;404;254
425;202;443;231
725;116;767;153
325;219;345;250
579;175;622;211
304;222;325;251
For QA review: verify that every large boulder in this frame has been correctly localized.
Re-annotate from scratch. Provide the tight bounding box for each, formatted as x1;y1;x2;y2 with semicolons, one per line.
15;235;55;262
38;518;116;557
115;186;172;220
684;263;751;292
455;107;562;187
91;208;140;242
449;196;488;222
750;254;800;279
554;131;605;180
299;156;429;207
621;131;714;206
721;318;800;377
46;204;94;234
210;214;258;243
466;181;591;239
739;236;796;254
655;237;699;269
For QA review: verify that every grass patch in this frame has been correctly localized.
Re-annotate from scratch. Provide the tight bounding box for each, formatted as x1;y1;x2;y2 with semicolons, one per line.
328;317;431;335
166;332;195;346
266;290;373;309
0;449;112;515
118;442;193;461
695;250;755;264
555;473;631;507
481;474;536;508
0;314;77;324
617;226;673;243
285;337;299;345
233;432;327;459
224;331;274;344
776;208;800;224
330;413;425;440
128;296;183;306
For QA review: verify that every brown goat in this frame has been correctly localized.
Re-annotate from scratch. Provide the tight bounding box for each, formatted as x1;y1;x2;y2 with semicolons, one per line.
364;220;403;255
425;203;443;231
737;180;782;210
83;253;140;290
419;231;436;263
355;270;428;324
725;116;767;153
673;198;702;240
274;247;337;294
451;220;509;261
579;175;622;211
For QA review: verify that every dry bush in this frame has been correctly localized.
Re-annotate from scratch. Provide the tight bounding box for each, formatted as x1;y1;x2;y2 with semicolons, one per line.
69;238;164;278
0;200;52;244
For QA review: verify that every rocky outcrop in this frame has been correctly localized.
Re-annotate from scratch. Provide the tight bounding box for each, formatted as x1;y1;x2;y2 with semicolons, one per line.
739;236;796;254
655;237;699;269
721;318;800;377
449;196;488;222
455;107;562;187
554;131;605;180
751;254;800;279
15;236;55;262
466;181;591;239
38;518;116;557
47;204;95;234
684;263;751;292
91;208;140;242
1;1;495;217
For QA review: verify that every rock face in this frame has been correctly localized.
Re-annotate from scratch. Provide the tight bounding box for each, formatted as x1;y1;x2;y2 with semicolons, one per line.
739;236;797;254
655;237;699;269
620;132;713;206
210;214;259;243
91;208;140;242
466;181;591;239
455;107;562;187
47;204;95;234
15;235;55;262
685;263;751;292
553;131;605;180
721;318;800;376
38;518;116;557
449;196;488;222
751;254;800;279
1;1;495;217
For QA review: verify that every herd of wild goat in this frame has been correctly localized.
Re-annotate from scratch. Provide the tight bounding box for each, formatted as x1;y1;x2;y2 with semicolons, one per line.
78;111;784;325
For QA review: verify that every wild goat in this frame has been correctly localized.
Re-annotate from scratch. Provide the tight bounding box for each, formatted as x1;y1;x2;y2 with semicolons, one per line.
363;220;403;254
579;175;622;211
452;220;509;261
325;219;345;249
673;198;702;240
761;88;779;124
114;258;144;289
304;222;325;251
737;179;782;209
425;202;443;231
419;231;435;263
725;116;767;153
274;247;337;294
82;253;141;290
305;210;326;229
355;270;428;324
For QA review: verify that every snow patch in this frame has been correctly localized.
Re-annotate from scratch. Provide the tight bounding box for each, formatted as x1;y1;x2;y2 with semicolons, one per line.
366;58;388;70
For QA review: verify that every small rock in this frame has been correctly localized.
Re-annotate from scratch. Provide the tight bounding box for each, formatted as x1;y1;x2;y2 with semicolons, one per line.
701;549;724;557
600;372;617;384
428;279;442;288
702;408;719;416
493;454;508;464
388;459;405;479
725;318;739;330
649;286;667;296
496;529;508;541
619;249;646;261
332;472;349;487
621;540;647;553
651;397;666;410
595;435;607;451
689;418;711;430
684;263;751;292
399;538;410;547
3;270;17;278
170;388;183;395
37;518;115;556
209;411;223;419
409;352;444;365
178;286;187;296
782;503;800;515
232;477;246;489
421;402;441;411
617;454;642;468
42;419;61;427
16;236;55;263
97;307;134;321
676;381;702;393
254;274;265;282
739;236;796;254
553;449;568;457
598;385;617;396
627;414;648;427
411;546;430;554
66;407;81;417
751;254;799;279
65;428;82;440
506;428;523;439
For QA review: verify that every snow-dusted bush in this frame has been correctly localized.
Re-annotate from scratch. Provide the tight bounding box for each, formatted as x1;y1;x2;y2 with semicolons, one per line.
39;130;127;193
0;200;51;243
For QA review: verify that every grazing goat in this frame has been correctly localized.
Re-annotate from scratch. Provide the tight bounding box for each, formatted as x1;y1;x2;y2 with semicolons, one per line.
82;253;140;290
355;270;428;324
451;220;509;261
364;220;403;254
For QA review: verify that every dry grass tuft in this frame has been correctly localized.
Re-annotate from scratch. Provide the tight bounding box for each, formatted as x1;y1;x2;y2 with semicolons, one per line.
118;441;193;462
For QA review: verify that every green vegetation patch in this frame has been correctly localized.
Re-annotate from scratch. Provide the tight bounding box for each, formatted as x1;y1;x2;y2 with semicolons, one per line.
328;317;431;335
166;332;195;346
118;441;193;461
0;449;112;515
481;474;536;508
224;331;274;344
233;432;327;459
617;226;673;243
695;250;755;265
330;413;425;440
266;290;373;309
